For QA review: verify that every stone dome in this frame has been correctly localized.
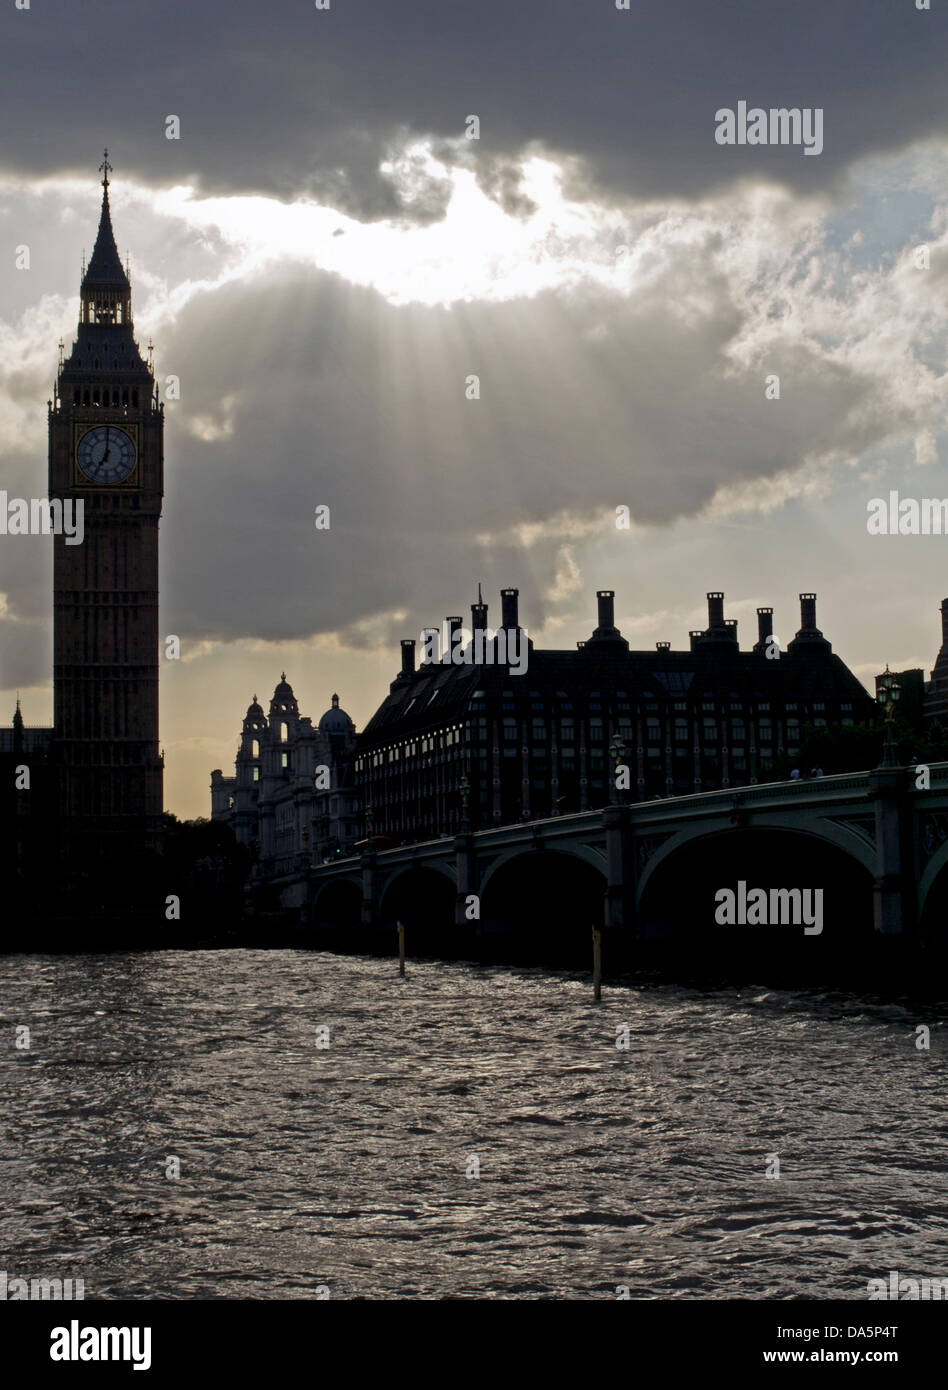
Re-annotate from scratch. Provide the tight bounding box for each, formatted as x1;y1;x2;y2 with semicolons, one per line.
271;672;296;705
318;692;354;734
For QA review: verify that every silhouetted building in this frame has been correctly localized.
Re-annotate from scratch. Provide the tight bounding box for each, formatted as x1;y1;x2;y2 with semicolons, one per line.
51;154;164;860
1;155;165;910
0;703;56;896
924;599;948;735
211;679;359;877
357;587;875;839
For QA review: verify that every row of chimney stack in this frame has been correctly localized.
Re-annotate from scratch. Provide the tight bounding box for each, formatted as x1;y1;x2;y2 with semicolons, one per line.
397;588;824;675
399;587;523;675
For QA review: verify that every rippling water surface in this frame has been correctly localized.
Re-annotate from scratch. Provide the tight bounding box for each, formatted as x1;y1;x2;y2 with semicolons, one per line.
2;950;948;1299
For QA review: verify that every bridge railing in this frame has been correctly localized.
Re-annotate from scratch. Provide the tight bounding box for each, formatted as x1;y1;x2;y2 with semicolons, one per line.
459;769;880;843
308;764;948;874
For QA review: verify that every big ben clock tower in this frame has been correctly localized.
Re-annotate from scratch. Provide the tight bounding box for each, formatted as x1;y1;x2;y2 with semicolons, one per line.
48;153;164;867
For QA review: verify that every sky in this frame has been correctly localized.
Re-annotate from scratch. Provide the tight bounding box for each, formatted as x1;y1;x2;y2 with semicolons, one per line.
2;1;948;818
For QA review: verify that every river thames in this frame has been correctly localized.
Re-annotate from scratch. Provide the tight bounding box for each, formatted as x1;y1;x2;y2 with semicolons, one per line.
2;950;947;1300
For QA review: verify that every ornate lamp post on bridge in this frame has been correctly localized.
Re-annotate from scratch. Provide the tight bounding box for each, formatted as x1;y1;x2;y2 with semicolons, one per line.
877;666;902;769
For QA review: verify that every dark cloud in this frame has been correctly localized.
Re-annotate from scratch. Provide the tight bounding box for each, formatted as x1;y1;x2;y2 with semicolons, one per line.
1;2;946;219
153;249;883;647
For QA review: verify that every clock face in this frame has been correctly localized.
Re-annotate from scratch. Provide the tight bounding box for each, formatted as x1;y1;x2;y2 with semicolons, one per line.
76;425;137;484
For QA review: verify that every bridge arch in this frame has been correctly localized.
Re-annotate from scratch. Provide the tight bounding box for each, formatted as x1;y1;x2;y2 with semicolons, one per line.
311;875;363;930
917;837;948;952
377;863;457;943
479;840;606;898
636;813;876;909
377;858;456;904
918;837;948;920
636;823;875;973
478;848;607;966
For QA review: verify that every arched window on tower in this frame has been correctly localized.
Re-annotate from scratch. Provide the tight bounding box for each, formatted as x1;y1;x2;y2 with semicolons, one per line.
280;723;288;743
252;740;259;758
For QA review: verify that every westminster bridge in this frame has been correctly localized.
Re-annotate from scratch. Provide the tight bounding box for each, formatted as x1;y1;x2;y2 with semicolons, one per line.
264;765;948;970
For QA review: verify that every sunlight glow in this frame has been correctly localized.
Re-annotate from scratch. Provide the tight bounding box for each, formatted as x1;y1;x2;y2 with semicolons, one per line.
152;144;634;308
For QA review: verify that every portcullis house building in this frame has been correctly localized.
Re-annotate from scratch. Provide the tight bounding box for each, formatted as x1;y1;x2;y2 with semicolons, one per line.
355;587;875;840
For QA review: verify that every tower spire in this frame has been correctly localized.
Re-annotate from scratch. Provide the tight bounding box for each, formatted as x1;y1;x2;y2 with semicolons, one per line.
82;150;130;310
59;150;151;381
